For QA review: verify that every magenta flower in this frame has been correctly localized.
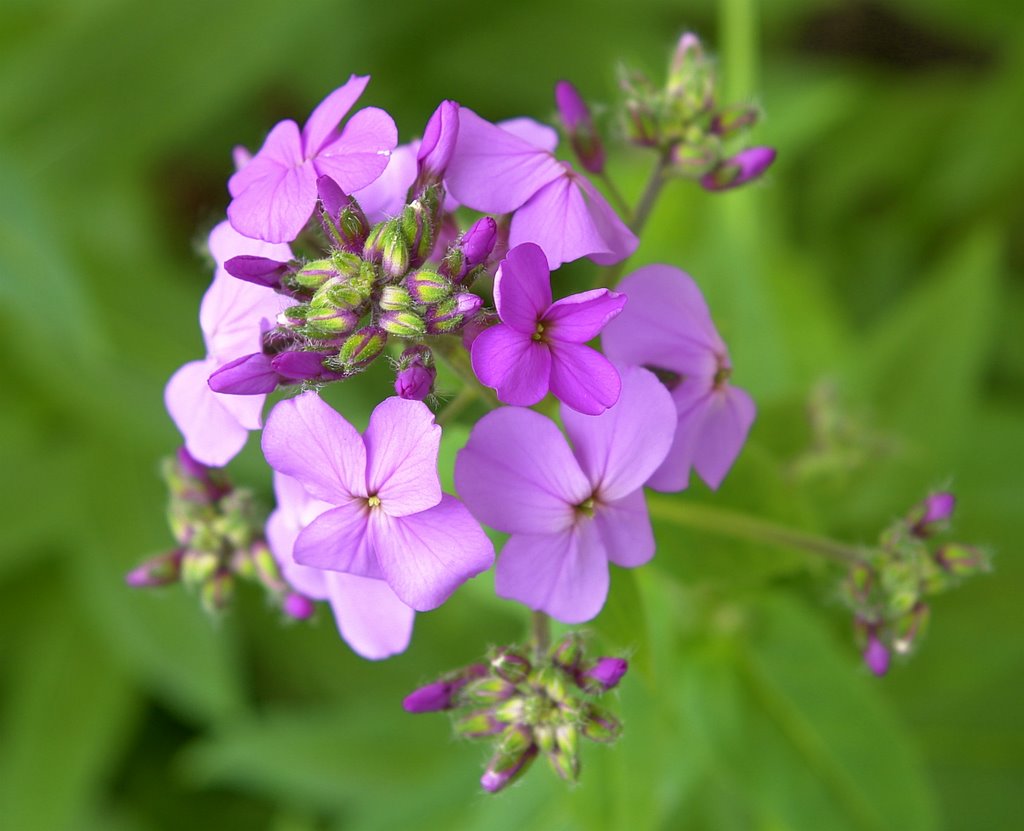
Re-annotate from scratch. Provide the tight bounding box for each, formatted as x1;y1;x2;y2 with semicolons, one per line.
700;146;776;192
228;75;397;243
266;472;416;660
261;392;494;611
454;366;675;623
444;108;637;269
470;242;626;415
602;264;755;491
164;221;291;467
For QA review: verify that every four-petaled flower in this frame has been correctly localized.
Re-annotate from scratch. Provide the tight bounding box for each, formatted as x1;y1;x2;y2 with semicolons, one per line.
261;392;494;611
471;242;626;415
602;264;755;491
455;366;675;623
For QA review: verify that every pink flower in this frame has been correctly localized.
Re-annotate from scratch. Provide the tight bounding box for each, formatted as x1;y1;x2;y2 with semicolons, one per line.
266;472;416;660
602;264;755;491
261;392;494;611
164;221;291;466
471;243;626;415
444;108;637;269
454;366;675;623
227;75;397;243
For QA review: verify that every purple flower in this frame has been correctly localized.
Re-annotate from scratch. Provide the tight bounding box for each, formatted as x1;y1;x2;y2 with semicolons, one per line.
227;75;397;243
579;657;628;692
555;80;604;174
455;366;675;623
164;221;292;467
266;472;416;659
470;243;626;415
416;100;460;185
262;392;494;611
444;108;637;269
602;264;755;491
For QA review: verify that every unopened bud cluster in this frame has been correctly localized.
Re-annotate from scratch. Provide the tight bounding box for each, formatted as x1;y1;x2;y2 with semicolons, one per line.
842;491;989;675
125;449;313;619
403;635;628;793
617;32;775;190
221;175;496;398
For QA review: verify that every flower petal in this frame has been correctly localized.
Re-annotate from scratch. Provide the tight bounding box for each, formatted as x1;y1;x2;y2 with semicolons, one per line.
543;288;626;343
363;397;442;517
301;75;369;158
594;488;655;567
207;352;279;395
495;523;609;624
352;143;417;224
692;385;756;490
493;242;553;332
470;324;551;407
261;391;367;503
165;359;251;467
444;108;564;214
313;107;397;194
265;473;330;600
227;119;302;197
323;572;415;660
455;407;588;534
560;365;676;499
498;117;560;152
370;495;494;611
293;501;381;578
575;177;638;266
548;342;621;416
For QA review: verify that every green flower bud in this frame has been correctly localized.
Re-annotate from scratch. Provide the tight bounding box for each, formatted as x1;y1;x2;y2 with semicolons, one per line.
336;326;387;371
935;543;990;577
462;677;519;706
181;551;219;586
380;310;426;339
406;269;451;305
490;647;532;684
200;571;235;615
454;709;506;739
379;284;413;311
581;704;622;743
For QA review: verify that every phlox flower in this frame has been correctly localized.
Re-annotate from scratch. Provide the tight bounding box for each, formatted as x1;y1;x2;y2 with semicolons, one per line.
164;221;291;467
228;75;397;243
454;366;675;623
444;107;638;269
471;242;626;415
602;264;755;491
261;392;494;611
267;473;415;660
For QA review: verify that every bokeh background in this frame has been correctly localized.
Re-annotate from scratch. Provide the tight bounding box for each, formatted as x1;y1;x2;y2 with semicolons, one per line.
1;0;1021;828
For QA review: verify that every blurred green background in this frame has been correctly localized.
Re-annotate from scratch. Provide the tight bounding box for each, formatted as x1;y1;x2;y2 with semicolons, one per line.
1;0;1022;828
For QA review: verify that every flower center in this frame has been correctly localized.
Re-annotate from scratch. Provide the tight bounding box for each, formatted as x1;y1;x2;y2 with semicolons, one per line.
574;496;596;518
367;495;382;509
532;321;547;343
713;361;732;388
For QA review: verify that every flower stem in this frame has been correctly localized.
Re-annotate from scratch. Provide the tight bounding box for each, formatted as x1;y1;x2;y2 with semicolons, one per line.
435;384;477;426
629;151;672;236
430;335;499;411
646;496;866;566
530;610;551;661
599;171;631;219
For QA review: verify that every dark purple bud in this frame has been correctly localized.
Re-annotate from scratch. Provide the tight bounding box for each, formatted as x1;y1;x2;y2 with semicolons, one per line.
283;593;316;620
403;681;457;713
911;492;956;537
863;634;890;677
224;255;291;289
208;353;280;395
461;217;498;270
579;657;628;693
416;100;460;184
555;80;605;174
317;175;370;252
700;146;776;191
481;727;538;794
394;363;436;401
125;549;184;588
271;350;346;382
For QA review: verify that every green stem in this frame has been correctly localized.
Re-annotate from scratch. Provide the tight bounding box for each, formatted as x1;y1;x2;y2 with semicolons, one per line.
646;496;865;566
629;151;672;236
435;384;477;426
430;335;499;411
530;610;551;661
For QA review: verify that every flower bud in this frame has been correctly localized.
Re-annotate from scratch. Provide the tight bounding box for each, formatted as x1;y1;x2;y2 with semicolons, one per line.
224;255;291;289
935;543;989;577
200;571;235;614
380;310;426;339
425;292;482;334
910;492;956;537
208;352;280;395
400;199;436;270
578;657;628;693
317;175;369;252
700;146;776;191
415;100;459;187
710;103;759;137
406;269;451;304
462;677;519;706
125;549;184;588
667;32;714;116
454;709;506;739
491;648;532;684
532;666;570;705
336;326;387;372
282;592;316;620
618;67;659;147
394;363;436;401
555;80;604;174
549;633;584;672
402;663;488;713
299;306;361;339
181;551;220;586
863;633;890;676
892;604;930;655
547;723;580;782
480;726;537;794
581;704;622;743
379;284;413;311
250;541;286;593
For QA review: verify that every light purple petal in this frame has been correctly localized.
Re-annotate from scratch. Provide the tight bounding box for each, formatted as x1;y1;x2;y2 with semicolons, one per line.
165;359;251;467
293;501;381;578
352;143;417;224
455;407;589;534
313;107;397;194
227;119;301;197
266;474;330;600
498;117;560;152
593;488;655;567
324;572;415;660
369;495;494;611
602;264;724;375
208;352;279;395
543;289;626;344
691;385;756;489
493;242;552;332
548;343;621;416
575;177;639;266
261;391;367;503
207;219;293;268
561;365;676;499
444;108;564;213
470;324;551;407
363;397;442;517
301;75;369;158
495;523;609;624
417;100;460;179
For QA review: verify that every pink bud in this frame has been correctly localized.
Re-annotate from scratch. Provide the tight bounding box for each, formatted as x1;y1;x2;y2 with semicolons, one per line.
700;146;776;192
